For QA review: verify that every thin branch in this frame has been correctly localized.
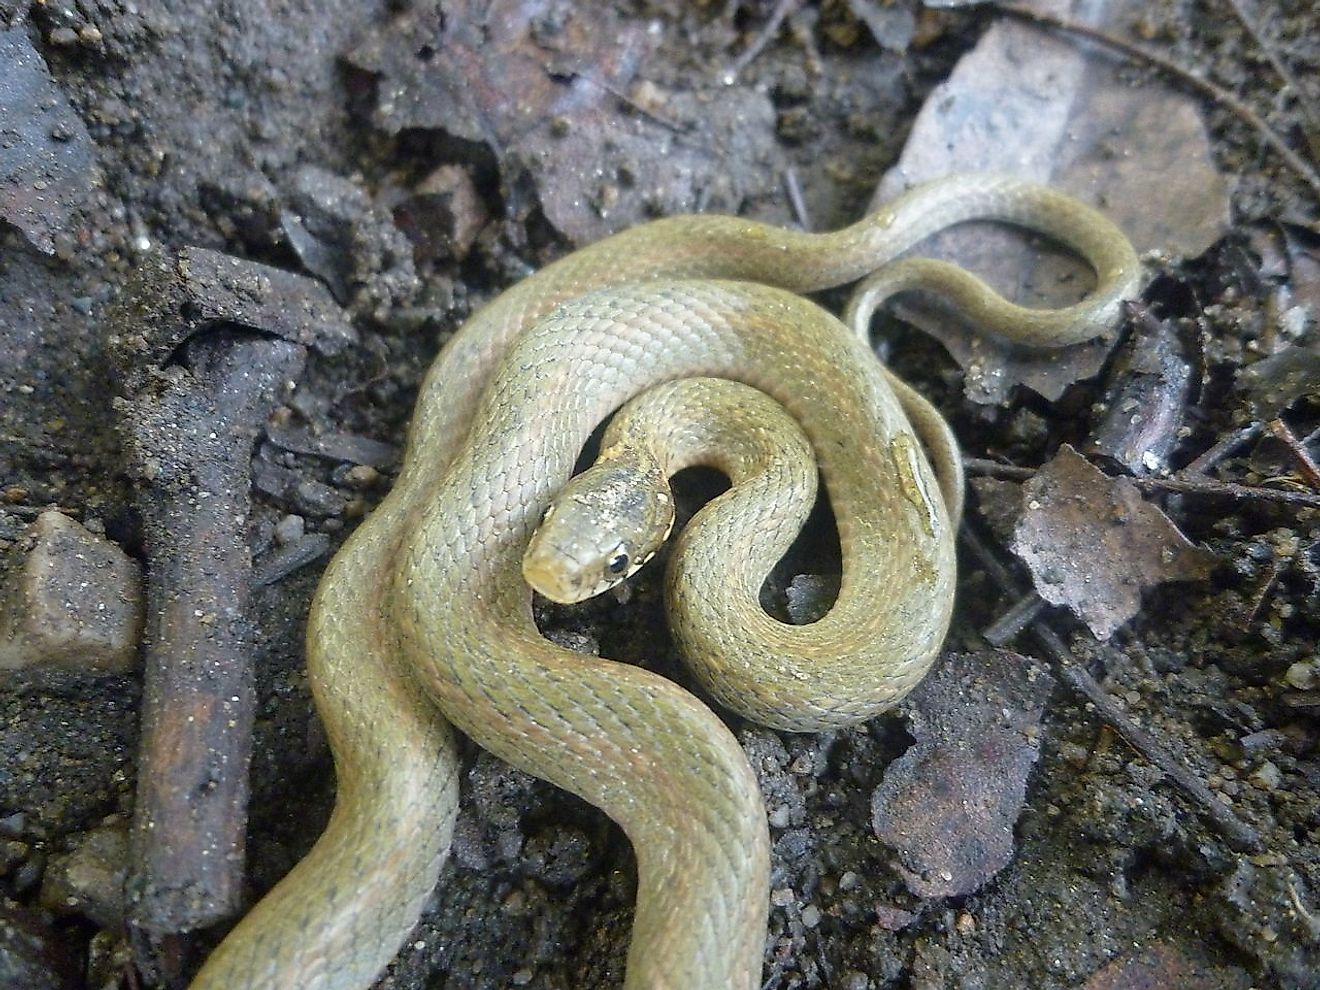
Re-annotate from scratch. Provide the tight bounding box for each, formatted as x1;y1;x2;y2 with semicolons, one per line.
1265;417;1320;489
1051;653;1263;853
783;166;812;230
723;0;804;84
983;589;1048;647
962;455;1320;509
1182;422;1264;475
1127;472;1320;508
963;457;1034;481
959;525;1264;854
1222;0;1320;161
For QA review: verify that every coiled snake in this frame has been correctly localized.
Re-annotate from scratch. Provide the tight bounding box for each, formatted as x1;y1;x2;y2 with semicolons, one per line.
188;174;1139;989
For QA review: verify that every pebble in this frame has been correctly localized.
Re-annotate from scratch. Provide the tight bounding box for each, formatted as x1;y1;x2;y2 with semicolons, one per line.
1248;761;1282;791
0;511;142;673
1283;659;1317;690
343;464;380;488
39;822;129;928
273;514;306;545
0;812;26;838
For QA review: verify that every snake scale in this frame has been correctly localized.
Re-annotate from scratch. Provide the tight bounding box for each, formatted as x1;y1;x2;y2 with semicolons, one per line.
187;174;1140;989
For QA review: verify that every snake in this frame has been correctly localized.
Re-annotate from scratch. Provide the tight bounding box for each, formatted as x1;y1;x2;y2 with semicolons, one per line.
186;174;1140;990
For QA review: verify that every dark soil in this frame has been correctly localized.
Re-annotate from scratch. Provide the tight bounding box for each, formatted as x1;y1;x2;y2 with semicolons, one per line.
1;2;1317;989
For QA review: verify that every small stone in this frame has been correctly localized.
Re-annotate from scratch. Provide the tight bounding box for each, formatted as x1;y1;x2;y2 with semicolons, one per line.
873;902;917;931
343;464;380;488
0;511;143;673
1239;729;1288;754
800;904;821;928
292;478;346;517
13;852;45;893
767;803;791;829
1;839;29;872
273;514;306;545
1283;660;1317;690
838;870;860;891
39;822;129;928
785;573;838;624
394;164;490;262
0;812;26;838
770;887;794;907
1248;761;1282;791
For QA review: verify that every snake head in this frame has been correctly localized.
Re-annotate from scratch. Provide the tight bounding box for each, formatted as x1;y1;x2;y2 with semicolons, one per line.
522;451;675;604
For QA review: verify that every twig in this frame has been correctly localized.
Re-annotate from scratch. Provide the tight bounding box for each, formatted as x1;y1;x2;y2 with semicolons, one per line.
963;457;1033;481
1127;473;1320;509
959;526;1264;854
991;2;1320;202
963;454;1320;509
121;332;304;956
1242;556;1283;630
983;589;1048;647
1050;651;1262;853
1265;417;1320;489
109;247;355;986
1182;422;1264;475
783;167;812;230
722;0;803;84
572;73;687;134
1222;0;1320;161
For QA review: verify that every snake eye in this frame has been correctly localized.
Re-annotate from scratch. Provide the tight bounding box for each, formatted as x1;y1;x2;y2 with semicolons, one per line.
607;550;630;575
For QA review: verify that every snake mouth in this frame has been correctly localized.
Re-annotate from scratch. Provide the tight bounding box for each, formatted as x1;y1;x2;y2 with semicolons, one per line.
522;540;594;604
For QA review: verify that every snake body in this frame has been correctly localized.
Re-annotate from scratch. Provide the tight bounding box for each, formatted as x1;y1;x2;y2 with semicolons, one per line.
187;175;1140;990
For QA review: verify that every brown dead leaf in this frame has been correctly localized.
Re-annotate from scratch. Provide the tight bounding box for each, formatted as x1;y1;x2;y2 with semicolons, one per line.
871;650;1055;899
344;0;775;245
1011;445;1217;640
869;0;1230;403
1082;943;1252;990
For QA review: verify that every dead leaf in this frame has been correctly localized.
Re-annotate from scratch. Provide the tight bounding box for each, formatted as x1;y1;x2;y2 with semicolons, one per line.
1240;346;1320;420
343;0;776;245
871;650;1055;899
1011;445;1217;640
1082;943;1252;990
0;28;98;254
869;0;1230;403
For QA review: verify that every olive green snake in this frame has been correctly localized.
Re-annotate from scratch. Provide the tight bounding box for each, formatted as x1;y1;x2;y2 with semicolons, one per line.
188;174;1140;989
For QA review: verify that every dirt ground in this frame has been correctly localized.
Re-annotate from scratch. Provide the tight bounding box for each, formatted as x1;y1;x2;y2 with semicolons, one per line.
1;1;1318;988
